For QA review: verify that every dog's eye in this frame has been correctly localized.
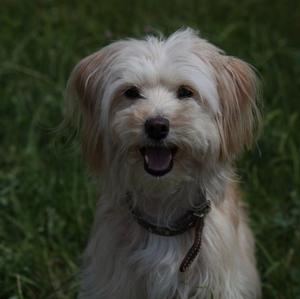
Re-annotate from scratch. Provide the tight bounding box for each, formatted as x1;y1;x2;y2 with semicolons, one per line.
124;87;142;99
177;86;194;99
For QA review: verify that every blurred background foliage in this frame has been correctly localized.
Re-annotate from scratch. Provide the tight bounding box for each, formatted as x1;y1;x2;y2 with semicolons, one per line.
0;0;299;298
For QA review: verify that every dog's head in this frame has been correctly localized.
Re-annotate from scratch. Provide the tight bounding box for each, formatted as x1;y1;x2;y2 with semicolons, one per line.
66;29;260;187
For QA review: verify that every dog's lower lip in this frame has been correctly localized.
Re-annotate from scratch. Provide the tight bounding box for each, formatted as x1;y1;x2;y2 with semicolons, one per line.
140;146;177;177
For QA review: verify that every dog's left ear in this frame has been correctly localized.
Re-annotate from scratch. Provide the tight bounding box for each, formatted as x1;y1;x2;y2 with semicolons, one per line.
214;56;261;159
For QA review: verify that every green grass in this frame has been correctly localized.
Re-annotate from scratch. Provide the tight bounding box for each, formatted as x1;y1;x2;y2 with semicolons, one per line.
1;0;299;298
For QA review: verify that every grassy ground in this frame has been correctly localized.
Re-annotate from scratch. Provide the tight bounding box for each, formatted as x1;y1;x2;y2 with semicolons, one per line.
1;0;300;298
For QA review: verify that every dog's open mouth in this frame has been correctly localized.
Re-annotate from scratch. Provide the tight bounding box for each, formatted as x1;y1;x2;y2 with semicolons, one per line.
140;146;177;177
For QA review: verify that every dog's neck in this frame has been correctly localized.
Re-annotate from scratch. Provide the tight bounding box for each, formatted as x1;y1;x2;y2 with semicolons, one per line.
104;162;232;221
130;181;199;219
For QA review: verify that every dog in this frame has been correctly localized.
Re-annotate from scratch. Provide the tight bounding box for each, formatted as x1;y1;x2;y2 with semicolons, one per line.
65;28;261;299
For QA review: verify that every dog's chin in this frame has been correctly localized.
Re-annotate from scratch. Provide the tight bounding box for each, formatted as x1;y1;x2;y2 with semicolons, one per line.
139;146;178;177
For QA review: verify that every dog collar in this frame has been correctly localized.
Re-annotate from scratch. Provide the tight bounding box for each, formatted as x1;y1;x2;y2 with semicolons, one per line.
125;191;211;272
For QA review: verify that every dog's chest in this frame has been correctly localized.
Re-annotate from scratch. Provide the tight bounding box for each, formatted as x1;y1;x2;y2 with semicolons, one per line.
121;222;207;299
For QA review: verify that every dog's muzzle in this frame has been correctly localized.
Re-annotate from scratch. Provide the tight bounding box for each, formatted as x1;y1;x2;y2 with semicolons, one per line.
141;117;177;177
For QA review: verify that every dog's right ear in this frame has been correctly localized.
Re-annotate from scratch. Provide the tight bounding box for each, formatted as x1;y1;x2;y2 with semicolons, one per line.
65;45;119;174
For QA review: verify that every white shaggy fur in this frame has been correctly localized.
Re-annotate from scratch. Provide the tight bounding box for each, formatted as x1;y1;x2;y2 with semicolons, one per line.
65;28;261;299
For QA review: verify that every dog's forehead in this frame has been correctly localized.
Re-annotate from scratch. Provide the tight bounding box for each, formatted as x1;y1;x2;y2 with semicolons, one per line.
117;36;211;79
111;35;220;112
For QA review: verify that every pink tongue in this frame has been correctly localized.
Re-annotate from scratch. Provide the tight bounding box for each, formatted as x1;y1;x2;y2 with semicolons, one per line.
145;147;172;171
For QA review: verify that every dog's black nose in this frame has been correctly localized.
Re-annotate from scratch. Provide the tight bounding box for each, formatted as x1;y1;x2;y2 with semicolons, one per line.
145;117;169;140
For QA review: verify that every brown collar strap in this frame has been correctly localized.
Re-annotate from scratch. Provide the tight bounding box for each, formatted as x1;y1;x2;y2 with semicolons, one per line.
125;191;211;272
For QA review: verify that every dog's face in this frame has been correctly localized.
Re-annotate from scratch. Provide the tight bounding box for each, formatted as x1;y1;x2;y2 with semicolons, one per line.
67;29;259;186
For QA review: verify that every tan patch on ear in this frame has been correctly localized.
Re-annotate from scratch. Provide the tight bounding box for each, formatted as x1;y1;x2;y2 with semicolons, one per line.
214;57;261;159
65;43;123;175
68;45;118;115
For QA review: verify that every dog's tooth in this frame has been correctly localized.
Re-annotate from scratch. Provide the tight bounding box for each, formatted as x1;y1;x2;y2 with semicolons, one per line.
145;155;149;164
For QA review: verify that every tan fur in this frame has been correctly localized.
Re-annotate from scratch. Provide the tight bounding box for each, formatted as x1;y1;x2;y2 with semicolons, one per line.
218;181;241;229
214;57;260;160
66;53;104;173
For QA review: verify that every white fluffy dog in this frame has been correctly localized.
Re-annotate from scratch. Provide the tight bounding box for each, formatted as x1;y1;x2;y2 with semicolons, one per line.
66;28;261;299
